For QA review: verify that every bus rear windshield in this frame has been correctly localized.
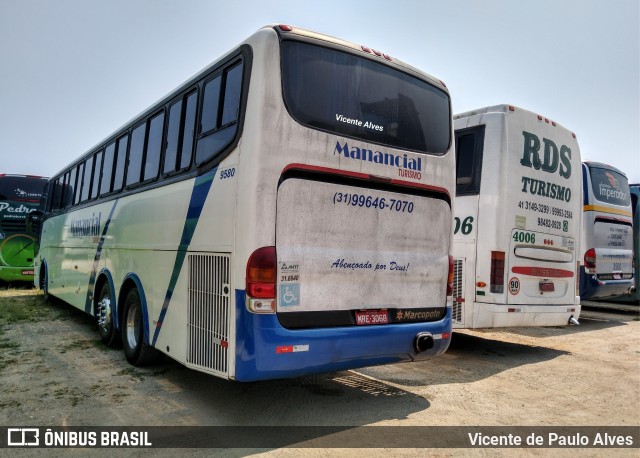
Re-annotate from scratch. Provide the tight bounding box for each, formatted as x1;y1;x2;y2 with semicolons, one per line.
590;167;631;207
0;177;46;203
281;41;451;155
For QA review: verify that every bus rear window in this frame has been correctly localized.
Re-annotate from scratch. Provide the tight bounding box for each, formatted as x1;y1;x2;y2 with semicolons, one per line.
590;167;631;207
281;41;450;155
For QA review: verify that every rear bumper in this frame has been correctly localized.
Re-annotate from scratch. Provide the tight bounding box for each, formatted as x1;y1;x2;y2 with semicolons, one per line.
454;302;581;328
234;290;452;381
580;267;634;300
0;266;35;282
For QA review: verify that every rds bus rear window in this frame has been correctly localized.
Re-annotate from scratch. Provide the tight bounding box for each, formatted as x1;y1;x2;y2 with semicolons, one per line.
281;41;451;155
590;167;631;207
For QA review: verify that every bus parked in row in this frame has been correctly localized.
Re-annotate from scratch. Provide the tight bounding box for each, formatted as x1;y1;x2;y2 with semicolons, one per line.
35;25;456;381
452;105;582;328
580;163;634;300
0;174;47;283
613;183;639;304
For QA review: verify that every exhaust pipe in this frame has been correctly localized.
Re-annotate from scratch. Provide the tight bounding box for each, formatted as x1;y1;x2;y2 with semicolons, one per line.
568;316;580;326
414;332;434;353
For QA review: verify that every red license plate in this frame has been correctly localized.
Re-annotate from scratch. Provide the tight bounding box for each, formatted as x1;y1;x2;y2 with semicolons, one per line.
355;310;389;326
21;270;34;275
539;281;555;292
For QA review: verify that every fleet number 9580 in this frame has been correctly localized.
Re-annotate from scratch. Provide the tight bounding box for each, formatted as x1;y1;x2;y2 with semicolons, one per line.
220;168;236;179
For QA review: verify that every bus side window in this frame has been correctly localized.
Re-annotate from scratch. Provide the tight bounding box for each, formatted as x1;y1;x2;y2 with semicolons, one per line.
50;177;64;211
196;60;244;166
455;125;485;196
101;142;116;196
164;90;198;175
113;134;129;192
143;111;164;182
164;99;183;174
74;162;85;205
126;123;147;187
90;150;103;200
80;156;94;203
67;166;77;207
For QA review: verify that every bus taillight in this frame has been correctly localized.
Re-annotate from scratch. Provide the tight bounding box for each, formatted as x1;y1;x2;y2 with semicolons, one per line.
490;251;505;294
246;246;277;313
447;255;454;297
584;248;596;273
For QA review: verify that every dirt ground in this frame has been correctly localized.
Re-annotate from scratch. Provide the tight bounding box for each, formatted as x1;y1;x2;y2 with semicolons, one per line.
0;287;638;457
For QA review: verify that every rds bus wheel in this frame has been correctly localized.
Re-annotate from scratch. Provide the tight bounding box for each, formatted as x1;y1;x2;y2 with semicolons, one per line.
96;282;120;347
122;288;158;366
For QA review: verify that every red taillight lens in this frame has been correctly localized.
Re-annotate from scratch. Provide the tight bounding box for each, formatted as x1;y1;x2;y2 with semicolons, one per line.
246;246;276;298
490;251;505;293
584;248;596;272
446;255;454;296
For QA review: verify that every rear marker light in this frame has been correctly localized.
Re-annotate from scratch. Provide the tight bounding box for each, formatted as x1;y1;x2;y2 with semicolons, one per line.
383;54;392;61
279;25;293;32
508;105;515;111
537;115;543;120
361;45;372;53
372;49;382;56
545;118;550;123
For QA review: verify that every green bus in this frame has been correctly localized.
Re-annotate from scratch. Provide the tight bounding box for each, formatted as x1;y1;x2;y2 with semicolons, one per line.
0;174;47;283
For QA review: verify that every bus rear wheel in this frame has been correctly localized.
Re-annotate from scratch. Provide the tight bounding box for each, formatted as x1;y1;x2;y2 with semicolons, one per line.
96;282;120;347
122;288;158;366
39;265;49;303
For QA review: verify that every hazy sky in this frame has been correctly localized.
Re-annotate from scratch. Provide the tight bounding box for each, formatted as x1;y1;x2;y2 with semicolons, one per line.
1;0;638;182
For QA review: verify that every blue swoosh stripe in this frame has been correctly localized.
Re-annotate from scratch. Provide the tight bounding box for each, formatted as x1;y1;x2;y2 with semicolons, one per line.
84;199;119;313
152;169;217;345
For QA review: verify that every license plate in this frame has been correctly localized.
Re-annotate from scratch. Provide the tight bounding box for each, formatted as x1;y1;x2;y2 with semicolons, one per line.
355;310;388;326
21;270;34;275
613;273;622;280
539;281;555;292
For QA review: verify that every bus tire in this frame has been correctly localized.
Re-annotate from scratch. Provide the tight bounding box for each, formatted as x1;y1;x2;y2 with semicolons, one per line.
39;265;49;303
122;288;158;366
96;282;121;348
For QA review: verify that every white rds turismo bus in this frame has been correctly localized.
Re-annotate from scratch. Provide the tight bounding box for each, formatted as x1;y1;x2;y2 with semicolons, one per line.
452;105;582;328
35;25;456;381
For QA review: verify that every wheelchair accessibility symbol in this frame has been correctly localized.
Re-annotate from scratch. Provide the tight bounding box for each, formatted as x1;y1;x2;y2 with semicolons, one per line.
280;283;300;307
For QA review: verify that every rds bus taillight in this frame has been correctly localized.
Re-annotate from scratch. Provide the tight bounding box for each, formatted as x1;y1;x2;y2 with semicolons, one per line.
447;255;454;297
490;251;505;293
584;248;596;274
246;246;277;313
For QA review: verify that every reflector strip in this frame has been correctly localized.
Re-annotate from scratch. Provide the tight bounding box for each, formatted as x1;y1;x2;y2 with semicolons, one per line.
276;345;309;354
583;205;632;217
511;266;574;278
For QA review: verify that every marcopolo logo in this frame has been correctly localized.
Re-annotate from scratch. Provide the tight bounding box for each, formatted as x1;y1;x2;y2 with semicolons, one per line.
334;141;422;179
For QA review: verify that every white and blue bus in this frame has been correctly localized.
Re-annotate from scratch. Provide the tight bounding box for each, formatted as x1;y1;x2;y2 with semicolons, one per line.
452;105;582;328
580;162;634;300
35;25;456;381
